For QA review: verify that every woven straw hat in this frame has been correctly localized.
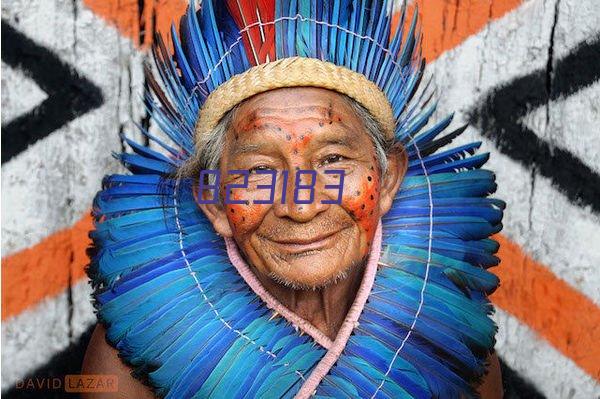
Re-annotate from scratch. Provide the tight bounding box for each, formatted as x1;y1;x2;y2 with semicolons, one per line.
194;57;396;151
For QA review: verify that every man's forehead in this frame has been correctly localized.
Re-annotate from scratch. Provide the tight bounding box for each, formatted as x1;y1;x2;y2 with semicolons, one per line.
250;105;331;119
233;88;356;124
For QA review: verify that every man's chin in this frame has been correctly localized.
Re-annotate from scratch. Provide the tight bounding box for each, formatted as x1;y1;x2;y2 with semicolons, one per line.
267;271;341;290
265;257;361;291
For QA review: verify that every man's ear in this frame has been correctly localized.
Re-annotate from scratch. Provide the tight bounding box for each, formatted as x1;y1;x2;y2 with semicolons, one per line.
378;144;408;216
193;184;234;237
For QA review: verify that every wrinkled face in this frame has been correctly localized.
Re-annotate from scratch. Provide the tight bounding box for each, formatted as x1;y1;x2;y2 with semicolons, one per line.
198;87;406;289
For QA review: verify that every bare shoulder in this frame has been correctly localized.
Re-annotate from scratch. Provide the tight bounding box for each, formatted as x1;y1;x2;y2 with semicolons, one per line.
81;323;156;399
477;353;504;399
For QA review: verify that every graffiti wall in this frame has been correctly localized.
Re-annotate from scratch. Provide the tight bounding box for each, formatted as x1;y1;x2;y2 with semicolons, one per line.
2;0;598;398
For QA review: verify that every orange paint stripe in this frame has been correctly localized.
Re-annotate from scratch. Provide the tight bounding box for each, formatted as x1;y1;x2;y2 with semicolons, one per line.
82;0;187;48
2;214;94;320
491;235;600;380
83;0;141;45
390;0;524;62
408;0;524;62
85;0;524;60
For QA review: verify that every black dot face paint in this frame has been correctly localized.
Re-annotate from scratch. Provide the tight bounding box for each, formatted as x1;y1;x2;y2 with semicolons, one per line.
367;176;372;181
286;134;292;141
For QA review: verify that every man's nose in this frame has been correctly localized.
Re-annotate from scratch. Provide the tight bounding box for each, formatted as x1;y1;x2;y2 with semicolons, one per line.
273;169;330;223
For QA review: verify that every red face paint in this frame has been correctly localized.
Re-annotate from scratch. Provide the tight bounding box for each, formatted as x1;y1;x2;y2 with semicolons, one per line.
225;191;266;235
342;172;381;255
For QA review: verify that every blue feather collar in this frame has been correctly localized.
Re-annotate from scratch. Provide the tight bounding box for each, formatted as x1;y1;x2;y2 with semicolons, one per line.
88;134;502;398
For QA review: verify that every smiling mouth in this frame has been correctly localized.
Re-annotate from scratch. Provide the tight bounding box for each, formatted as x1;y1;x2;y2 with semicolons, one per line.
262;227;347;254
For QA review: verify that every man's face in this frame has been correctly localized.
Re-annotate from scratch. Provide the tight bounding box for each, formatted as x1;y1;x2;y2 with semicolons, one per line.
198;87;406;289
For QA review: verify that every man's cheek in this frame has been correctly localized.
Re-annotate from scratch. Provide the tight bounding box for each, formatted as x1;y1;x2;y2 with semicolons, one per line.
341;172;381;235
224;191;270;234
225;203;268;234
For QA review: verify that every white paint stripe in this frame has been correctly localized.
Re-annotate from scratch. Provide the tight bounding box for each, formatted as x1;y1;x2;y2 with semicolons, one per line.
492;149;600;304
552;0;600;60
1;0;146;256
422;1;600;394
523;81;600;175
1;279;96;392
425;0;600;304
494;309;600;399
1;62;48;123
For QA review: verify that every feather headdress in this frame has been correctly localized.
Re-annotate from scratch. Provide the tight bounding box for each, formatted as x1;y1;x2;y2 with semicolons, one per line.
87;1;504;398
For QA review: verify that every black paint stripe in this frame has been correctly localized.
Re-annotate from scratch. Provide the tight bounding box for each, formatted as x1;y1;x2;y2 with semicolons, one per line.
1;20;104;164
500;358;546;399
469;37;600;213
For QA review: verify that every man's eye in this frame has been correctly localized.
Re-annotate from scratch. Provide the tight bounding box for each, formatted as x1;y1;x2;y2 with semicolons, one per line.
321;154;346;165
248;165;273;174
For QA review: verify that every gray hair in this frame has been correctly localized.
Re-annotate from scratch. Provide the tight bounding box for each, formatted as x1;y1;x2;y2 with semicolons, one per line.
176;93;396;181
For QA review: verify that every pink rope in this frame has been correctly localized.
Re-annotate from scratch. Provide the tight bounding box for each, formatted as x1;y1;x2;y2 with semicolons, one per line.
294;221;382;398
225;222;382;396
225;237;334;349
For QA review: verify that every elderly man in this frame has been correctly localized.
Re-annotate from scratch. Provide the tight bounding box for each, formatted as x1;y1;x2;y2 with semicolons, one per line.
83;1;504;398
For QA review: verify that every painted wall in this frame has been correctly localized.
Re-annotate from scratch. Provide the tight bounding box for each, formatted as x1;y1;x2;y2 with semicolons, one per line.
2;1;599;398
